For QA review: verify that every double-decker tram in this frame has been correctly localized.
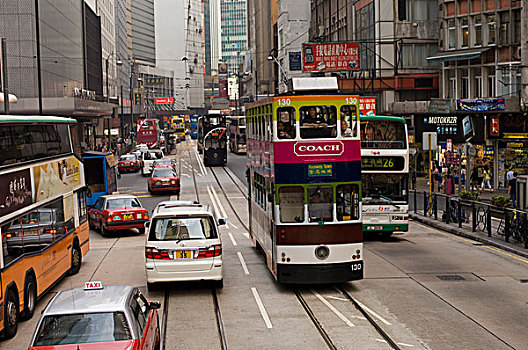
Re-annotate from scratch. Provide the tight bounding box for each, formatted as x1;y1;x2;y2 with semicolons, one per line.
360;116;409;238
201;112;227;166
246;77;363;283
228;116;246;154
0;116;89;338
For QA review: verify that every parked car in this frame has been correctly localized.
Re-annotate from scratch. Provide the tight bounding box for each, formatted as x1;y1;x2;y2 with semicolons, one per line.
147;168;180;195
145;201;225;290
118;154;140;173
88;195;149;236
28;282;160;350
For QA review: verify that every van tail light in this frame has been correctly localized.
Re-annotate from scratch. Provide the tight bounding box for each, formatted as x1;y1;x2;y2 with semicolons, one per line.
145;247;170;260
196;245;222;259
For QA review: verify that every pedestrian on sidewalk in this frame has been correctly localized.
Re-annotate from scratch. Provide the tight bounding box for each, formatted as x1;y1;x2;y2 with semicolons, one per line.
470;165;479;191
482;166;492;191
509;172;518;208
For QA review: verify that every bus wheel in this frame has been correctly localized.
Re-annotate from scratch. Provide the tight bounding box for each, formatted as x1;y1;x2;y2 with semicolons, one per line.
3;289;18;339
21;275;37;320
69;245;82;275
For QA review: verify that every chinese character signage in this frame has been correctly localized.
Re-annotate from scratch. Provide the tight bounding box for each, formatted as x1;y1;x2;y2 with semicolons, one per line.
289;52;302;71
456;98;505;112
145;77;164;85
302;42;359;72
0;169;32;216
429;99;451;114
359;97;376;116
308;163;333;177
361;157;405;171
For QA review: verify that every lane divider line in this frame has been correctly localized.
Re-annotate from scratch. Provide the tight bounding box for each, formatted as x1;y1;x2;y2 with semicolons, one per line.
353;298;392;326
251;287;273;329
206;186;221;219
228;232;238;246
311;289;355;327
210;186;229;219
237;252;249;274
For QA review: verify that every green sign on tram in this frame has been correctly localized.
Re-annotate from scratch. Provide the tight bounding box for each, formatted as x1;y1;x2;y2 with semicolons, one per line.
308;163;333;177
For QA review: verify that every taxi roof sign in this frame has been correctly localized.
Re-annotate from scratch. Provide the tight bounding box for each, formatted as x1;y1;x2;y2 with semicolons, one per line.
84;281;103;290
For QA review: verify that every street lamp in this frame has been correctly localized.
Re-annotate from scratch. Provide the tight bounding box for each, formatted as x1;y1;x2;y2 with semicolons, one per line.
267;48;288;93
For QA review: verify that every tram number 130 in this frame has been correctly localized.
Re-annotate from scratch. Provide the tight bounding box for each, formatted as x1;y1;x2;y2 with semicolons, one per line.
351;263;362;271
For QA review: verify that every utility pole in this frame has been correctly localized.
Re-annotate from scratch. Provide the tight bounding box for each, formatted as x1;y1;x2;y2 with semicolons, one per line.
521;0;528;110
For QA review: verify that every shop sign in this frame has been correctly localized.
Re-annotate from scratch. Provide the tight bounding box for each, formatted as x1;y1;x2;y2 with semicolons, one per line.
154;97;174;104
444;151;460;165
308;163;333;177
428;99;451;114
302;42;359;72
423;116;458;136
0;169;32;217
484;146;494;156
289;52;302;71
456;98;505;112
359;97;376;116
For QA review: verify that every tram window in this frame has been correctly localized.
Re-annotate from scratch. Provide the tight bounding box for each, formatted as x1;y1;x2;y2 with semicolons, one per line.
300;106;337;139
277;107;296;139
337;184;360;221
307;187;333;222
340;106;358;138
279;186;305;223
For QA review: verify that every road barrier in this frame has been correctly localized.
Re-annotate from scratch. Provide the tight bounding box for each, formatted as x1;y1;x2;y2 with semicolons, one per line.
410;190;528;249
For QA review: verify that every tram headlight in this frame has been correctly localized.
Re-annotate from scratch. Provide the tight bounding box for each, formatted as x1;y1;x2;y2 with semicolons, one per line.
315;245;330;260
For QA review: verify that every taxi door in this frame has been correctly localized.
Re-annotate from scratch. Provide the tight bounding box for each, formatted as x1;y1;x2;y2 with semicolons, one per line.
89;198;104;228
133;291;158;350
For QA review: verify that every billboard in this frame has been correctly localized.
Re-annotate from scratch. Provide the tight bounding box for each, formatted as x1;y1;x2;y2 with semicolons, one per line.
154;97;174;104
32;157;82;202
302;42;359;72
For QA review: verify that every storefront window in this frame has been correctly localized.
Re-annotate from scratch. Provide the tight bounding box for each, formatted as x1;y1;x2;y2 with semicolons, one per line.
279;186;304;223
307;186;333;222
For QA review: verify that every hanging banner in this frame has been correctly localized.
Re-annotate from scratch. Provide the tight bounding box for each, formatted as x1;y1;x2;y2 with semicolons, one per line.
456;98;505;111
302;42;359;72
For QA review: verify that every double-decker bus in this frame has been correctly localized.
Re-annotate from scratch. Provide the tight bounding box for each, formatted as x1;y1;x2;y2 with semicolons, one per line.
228;116;246;154
171;117;186;141
246;77;363;284
0;115;89;338
190;114;199;139
201;112;227;166
137;118;159;148
360;115;409;238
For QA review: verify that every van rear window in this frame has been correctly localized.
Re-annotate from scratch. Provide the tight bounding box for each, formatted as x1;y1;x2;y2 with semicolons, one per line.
148;217;217;241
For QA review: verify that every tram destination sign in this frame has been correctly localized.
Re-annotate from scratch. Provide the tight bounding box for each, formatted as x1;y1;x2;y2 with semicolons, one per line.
361;156;405;171
308;163;333;177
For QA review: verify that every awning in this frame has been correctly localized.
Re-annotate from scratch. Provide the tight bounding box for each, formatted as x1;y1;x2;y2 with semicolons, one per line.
426;48;490;62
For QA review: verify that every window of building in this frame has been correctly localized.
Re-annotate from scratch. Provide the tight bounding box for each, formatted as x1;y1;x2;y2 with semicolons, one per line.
499;12;510;45
448;19;456;49
473;16;482;46
473;68;482;98
307;187;333;222
487;68;496;97
487;15;496;45
278;186;304;223
461;18;469;48
461;74;469;99
447;69;456;98
513;10;521;44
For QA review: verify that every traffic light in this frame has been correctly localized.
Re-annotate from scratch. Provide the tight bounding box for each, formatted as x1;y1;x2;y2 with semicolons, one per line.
134;92;142;105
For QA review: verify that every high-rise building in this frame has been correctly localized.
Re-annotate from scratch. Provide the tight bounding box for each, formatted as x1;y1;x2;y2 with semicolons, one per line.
184;0;206;110
220;0;248;74
131;0;156;66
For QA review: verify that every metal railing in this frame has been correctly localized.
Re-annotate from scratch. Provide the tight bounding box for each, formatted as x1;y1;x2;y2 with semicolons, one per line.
410;190;528;249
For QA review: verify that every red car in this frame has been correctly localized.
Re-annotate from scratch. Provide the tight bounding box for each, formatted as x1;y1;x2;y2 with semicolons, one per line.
150;159;177;173
28;283;160;350
118;154;140;173
148;167;180;195
88;195;149;236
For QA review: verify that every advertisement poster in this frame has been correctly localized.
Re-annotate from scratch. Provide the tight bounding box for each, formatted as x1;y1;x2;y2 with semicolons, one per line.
0;169;32;217
456;98;505;111
289;52;302;71
359;97;376;116
32;157;82;202
302;42;359;72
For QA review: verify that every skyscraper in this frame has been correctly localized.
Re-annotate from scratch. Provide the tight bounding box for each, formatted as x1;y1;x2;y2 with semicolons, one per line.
131;0;156;66
220;0;248;73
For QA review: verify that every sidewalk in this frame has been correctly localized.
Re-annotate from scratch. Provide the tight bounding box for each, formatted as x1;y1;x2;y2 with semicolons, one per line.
412;176;509;202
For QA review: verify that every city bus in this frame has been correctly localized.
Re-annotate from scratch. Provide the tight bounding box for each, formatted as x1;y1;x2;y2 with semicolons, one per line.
246;77;363;284
190;114;199;139
137;118;159;148
171;117;186;141
0;115;89;338
201;113;227;166
228;116;246;154
360;115;409;238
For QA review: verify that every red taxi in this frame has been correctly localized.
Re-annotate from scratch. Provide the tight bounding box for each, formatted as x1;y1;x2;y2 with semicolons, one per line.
149;159;177;173
117;154;140;173
28;282;160;350
148;168;180;195
88;195;149;236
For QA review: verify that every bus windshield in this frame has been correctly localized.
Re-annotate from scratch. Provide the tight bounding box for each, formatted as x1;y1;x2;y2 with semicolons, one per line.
360;120;406;149
361;174;408;203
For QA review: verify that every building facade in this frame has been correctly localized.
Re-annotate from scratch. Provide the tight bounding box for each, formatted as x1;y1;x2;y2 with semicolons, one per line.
131;0;156;66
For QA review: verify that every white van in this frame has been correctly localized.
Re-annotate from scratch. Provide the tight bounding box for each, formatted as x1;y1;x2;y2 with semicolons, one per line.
144;201;225;290
140;148;164;176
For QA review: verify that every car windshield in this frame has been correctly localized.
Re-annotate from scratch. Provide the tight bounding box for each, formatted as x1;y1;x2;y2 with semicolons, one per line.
120;155;136;161
32;312;132;346
106;198;141;209
154;160;171;165
362;174;408;203
149;216;217;241
152;169;175;178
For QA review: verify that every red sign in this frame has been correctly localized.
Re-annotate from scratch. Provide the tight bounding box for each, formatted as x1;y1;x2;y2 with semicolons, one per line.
154;97;174;104
359;97;376;116
219;80;228;98
302;42;359;72
293;141;344;157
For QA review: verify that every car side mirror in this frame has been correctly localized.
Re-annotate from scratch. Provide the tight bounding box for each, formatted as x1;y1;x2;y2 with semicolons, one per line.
218;218;226;226
149;301;161;310
144;221;150;228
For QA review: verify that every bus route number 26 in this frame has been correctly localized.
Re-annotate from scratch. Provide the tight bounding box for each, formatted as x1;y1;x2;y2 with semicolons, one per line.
278;98;291;106
345;97;358;105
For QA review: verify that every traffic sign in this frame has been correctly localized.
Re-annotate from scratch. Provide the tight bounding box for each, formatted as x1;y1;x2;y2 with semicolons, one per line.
422;132;437;151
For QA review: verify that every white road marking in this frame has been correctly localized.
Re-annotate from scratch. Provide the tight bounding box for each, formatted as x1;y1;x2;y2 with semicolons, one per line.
311;289;355;327
228;196;246;199
251;288;273;329
241;231;250;239
354;299;392;326
206;186;221;219
182;174;191;178
228;232;238;246
210;186;228;219
375;340;414;348
229;222;238;229
237;252;249;274
326;296;348;302
194;149;207;176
